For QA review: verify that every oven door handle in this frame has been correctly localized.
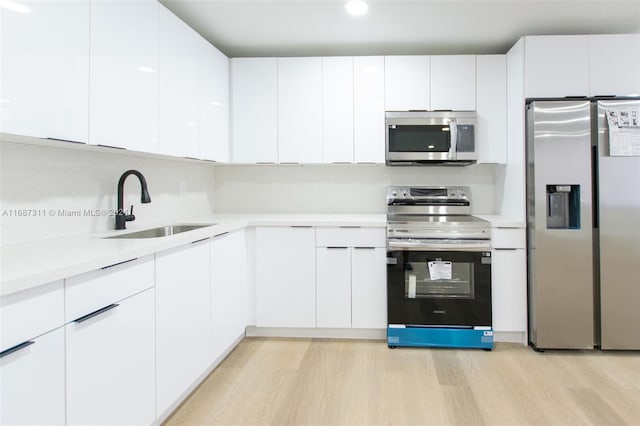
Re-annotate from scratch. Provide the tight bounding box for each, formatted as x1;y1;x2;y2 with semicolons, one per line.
387;241;490;252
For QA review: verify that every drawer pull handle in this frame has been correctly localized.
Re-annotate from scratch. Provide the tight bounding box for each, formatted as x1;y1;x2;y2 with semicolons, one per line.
101;258;137;270
74;304;119;323
339;226;362;229
291;226;313;228
354;247;376;250
213;231;229;238
327;246;348;250
191;238;209;244
494;248;517;251
0;341;35;359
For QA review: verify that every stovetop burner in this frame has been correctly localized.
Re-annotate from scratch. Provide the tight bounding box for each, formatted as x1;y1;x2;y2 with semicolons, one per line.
386;186;491;243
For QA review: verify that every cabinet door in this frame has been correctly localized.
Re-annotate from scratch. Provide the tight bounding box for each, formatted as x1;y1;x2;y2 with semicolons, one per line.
430;55;476;111
255;227;316;327
354;56;385;163
158;4;200;158
89;0;159;152
316;247;351;328
66;289;155;426
491;249;527;332
278;57;323;163
231;58;278;163
211;230;247;361
1;280;64;352
199;40;230;162
156;240;211;415
477;55;507;164
589;34;640;97
323;57;354;163
0;1;89;142
385;55;430;111
0;327;65;426
351;247;387;328
524;35;589;98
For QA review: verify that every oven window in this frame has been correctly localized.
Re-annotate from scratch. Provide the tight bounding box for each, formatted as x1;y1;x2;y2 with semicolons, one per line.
404;260;474;299
388;125;451;152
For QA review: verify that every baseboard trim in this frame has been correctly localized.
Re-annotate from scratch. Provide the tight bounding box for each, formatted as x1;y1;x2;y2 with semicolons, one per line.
494;331;527;345
246;326;386;340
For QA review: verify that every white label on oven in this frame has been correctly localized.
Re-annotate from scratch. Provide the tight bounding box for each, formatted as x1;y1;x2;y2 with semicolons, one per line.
387;257;397;265
408;275;417;298
428;261;452;280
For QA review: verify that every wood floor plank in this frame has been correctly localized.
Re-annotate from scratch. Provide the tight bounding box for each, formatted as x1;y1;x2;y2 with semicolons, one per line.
164;339;640;426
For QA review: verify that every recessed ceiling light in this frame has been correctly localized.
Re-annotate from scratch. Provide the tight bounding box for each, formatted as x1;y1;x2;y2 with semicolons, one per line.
345;1;368;16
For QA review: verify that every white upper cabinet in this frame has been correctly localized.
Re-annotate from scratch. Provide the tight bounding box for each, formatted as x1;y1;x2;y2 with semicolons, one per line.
430;55;476;111
322;57;354;163
158;4;200;158
384;55;430;111
277;57;323;163
0;1;89;142
231;58;278;163
524;35;590;98
354;56;385;163
199;40;230;162
589;34;640;97
89;0;159;152
477;55;507;164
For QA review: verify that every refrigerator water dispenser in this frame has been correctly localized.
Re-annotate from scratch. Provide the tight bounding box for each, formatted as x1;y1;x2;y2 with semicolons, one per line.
546;185;580;229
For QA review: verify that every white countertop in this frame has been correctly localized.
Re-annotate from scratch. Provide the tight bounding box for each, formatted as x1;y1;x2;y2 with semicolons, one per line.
1;212;524;297
1;213;386;297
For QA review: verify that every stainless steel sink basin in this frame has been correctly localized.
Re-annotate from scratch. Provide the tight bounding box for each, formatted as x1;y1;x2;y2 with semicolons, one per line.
105;224;216;239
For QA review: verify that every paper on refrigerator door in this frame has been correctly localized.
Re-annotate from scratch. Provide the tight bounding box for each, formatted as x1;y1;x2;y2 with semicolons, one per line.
408;275;417;298
428;261;452;280
605;108;640;156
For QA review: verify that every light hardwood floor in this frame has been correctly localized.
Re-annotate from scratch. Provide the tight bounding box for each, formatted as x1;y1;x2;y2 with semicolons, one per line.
165;338;640;426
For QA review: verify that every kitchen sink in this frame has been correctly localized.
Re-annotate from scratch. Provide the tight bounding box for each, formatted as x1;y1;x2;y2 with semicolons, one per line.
105;224;216;239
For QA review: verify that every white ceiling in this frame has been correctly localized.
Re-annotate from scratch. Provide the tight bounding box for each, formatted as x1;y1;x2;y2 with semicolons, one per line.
158;0;640;58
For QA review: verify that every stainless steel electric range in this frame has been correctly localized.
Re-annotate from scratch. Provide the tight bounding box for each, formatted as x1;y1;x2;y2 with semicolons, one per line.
386;186;494;350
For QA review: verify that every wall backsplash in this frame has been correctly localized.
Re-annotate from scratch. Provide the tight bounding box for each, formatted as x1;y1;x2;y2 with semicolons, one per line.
0;142;216;245
213;164;497;214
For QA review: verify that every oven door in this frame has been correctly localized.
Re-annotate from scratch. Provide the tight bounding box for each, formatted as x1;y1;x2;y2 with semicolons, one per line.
387;249;492;327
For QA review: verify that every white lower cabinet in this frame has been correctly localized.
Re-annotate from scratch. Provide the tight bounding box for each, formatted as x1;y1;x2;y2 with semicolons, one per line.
315;228;387;330
155;240;211;416
66;288;155;426
255;227;316;327
491;227;527;335
0;327;65;426
351;247;387;329
316;247;352;328
211;230;247;361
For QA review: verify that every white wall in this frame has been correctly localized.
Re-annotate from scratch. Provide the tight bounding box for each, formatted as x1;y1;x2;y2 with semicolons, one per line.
0;142;216;245
213;164;497;214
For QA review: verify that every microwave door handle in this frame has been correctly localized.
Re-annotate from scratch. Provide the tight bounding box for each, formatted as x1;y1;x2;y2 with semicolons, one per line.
449;121;458;158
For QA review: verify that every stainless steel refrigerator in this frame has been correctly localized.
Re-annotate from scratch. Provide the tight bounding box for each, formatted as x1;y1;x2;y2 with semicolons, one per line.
526;98;640;350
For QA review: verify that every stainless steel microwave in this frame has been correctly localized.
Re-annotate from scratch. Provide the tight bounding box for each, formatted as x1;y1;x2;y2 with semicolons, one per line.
385;111;478;166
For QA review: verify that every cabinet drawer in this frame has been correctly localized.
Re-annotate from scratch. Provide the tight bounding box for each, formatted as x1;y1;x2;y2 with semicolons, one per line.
1;281;64;352
316;227;385;248
492;228;526;249
65;255;154;322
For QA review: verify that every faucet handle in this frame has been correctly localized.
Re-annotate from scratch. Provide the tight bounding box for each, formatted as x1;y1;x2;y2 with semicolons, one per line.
126;205;135;222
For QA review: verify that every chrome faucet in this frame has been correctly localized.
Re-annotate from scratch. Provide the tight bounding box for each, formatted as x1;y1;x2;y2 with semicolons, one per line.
115;170;151;230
